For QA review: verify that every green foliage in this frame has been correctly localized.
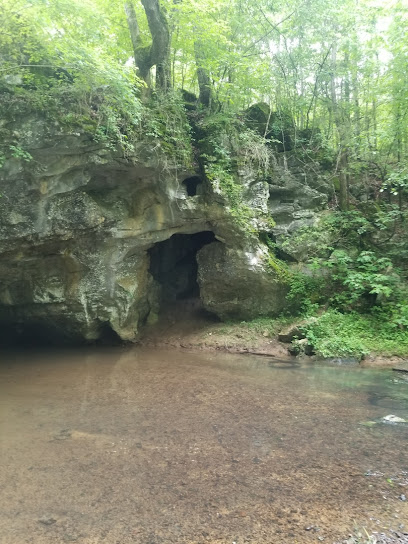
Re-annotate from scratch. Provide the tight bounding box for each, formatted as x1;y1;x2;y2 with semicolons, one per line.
300;309;408;358
280;205;408;314
237;315;295;337
205;163;256;233
283;207;408;262
281;211;380;258
0;0;146;157
0;145;32;168
389;302;408;329
381;167;408;196
198;113;274;235
286;273;322;315
142;91;193;167
320;250;398;309
265;253;290;283
237;129;270;173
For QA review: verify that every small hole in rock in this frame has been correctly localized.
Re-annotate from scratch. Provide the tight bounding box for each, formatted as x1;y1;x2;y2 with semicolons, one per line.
182;176;202;197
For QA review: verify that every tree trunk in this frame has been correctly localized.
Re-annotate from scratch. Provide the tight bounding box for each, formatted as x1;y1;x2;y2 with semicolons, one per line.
141;0;170;91
124;0;170;91
124;2;151;85
339;149;349;211
194;41;211;108
330;42;349;211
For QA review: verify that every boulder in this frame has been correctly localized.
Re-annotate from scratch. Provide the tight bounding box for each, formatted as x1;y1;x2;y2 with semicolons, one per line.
197;241;288;320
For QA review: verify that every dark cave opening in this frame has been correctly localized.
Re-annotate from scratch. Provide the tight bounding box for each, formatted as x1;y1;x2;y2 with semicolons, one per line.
148;231;215;312
182;176;202;197
0;317;122;348
0;319;80;348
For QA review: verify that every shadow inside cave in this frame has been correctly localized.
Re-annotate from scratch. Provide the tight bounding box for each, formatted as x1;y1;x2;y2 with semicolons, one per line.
147;231;218;326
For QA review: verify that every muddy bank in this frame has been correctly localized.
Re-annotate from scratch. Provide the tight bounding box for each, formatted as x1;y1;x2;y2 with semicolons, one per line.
138;315;290;358
138;307;407;369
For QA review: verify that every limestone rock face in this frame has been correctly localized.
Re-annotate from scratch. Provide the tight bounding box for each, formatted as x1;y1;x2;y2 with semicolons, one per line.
197;242;287;320
268;169;327;240
0;115;326;343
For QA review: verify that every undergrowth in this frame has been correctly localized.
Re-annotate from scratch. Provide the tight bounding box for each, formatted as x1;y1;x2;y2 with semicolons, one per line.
235;308;408;359
300;309;408;358
237;315;295;337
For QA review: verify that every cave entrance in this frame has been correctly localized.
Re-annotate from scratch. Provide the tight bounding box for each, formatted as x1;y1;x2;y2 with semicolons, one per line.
182;176;202;196
148;231;215;317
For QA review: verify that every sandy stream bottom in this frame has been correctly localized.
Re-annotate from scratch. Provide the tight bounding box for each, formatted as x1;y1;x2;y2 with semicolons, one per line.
0;346;407;544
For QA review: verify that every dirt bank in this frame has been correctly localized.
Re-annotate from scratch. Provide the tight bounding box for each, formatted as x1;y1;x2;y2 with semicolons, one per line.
138;302;407;369
138;302;291;358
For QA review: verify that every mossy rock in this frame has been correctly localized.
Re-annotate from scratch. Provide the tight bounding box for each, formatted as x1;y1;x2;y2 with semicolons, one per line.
244;102;294;152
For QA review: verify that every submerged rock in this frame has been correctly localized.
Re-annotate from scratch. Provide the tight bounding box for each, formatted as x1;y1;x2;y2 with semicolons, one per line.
38;516;57;526
325;357;361;365
381;415;406;424
393;364;408;373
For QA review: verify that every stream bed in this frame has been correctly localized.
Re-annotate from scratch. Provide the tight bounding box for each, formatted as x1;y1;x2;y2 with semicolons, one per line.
0;347;407;543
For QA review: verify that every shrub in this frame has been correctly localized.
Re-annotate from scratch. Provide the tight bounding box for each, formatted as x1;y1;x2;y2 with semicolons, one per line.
301;309;408;358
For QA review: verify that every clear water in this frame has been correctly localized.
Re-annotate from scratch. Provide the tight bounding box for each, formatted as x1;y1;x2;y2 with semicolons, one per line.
0;347;407;543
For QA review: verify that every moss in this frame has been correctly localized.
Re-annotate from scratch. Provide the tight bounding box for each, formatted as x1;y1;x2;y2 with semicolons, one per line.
142;91;194;168
196;113;274;238
266;253;291;283
332;176;341;191
205;163;257;235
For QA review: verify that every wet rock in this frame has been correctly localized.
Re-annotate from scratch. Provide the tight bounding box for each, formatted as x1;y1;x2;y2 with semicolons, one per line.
393;364;408;373
381;415;406;424
268;172;328;259
278;326;305;343
364;470;384;477
361;356;405;369
63;534;79;542
359;421;378;427
325;357;361;365
53;429;72;440
288;337;314;356
278;319;317;343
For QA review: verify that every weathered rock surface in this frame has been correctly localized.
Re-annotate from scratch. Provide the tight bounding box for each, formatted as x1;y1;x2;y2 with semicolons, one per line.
0;115;327;343
197;242;287;320
268;165;328;245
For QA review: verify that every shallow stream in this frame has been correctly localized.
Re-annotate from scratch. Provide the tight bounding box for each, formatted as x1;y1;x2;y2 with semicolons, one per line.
0;347;407;543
